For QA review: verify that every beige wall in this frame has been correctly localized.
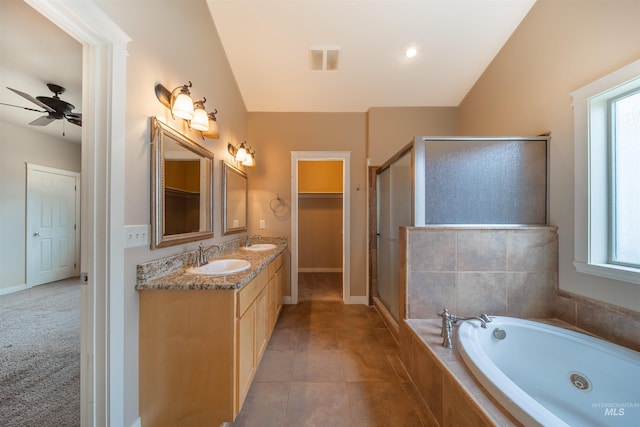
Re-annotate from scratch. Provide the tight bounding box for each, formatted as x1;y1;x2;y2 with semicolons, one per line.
458;0;640;312
367;106;459;165
0;122;81;292
298;160;343;193
93;0;248;423
247;112;368;296
299;197;343;270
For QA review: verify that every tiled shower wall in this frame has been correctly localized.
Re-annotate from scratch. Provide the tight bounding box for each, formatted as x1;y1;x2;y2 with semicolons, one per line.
401;226;558;320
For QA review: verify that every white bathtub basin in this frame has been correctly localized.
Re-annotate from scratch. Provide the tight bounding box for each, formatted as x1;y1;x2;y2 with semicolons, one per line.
243;243;277;251
457;316;640;427
186;259;251;275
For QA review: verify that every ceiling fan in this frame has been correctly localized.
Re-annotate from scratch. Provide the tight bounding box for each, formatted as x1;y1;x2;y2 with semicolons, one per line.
1;83;82;127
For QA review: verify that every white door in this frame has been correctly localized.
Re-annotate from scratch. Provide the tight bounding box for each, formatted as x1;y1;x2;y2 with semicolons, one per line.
27;164;80;287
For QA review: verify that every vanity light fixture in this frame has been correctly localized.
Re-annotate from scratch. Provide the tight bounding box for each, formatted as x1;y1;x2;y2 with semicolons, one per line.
154;82;220;139
227;140;256;167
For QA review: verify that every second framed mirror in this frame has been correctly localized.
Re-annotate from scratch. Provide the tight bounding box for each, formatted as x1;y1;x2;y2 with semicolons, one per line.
222;161;248;235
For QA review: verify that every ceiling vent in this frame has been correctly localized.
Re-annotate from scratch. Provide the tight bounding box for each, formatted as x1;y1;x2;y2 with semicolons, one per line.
310;46;340;71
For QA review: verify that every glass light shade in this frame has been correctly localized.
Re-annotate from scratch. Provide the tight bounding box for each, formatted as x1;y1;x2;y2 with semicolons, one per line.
242;153;255;167
235;146;248;162
172;92;194;120
190;107;209;131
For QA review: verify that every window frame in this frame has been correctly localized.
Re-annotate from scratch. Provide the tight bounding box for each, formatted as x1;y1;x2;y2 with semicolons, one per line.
572;59;640;285
608;88;640;269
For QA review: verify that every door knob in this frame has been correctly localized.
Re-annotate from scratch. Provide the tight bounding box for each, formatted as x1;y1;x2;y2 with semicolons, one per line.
33;232;41;237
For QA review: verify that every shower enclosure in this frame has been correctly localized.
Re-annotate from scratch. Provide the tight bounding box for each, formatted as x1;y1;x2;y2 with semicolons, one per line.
374;136;550;323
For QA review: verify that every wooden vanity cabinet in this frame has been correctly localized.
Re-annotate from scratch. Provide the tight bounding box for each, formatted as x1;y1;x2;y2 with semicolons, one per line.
267;253;285;332
139;256;286;427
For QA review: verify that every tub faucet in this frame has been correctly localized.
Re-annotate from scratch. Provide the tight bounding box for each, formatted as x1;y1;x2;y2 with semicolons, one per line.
438;308;456;349
437;308;493;348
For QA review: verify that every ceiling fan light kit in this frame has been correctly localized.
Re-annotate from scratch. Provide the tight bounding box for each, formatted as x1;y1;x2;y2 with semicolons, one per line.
154;81;220;139
1;83;82;131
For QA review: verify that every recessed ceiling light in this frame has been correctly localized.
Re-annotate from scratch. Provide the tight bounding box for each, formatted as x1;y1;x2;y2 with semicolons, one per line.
404;44;419;58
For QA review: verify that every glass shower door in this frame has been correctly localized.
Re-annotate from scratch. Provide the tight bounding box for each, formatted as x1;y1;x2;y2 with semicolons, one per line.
376;151;412;321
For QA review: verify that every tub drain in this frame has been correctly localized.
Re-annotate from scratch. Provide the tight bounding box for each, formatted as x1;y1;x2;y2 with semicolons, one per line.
568;372;592;392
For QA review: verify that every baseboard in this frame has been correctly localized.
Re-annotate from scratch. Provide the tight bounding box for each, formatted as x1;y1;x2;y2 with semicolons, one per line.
347;296;369;305
130;417;142;427
298;268;343;273
0;283;27;296
283;296;293;305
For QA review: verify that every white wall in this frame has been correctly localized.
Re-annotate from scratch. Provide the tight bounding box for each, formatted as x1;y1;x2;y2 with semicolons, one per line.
0;121;80;293
459;0;640;312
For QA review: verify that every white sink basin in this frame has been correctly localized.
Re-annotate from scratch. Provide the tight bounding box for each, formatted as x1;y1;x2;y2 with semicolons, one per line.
186;259;251;275
243;243;277;251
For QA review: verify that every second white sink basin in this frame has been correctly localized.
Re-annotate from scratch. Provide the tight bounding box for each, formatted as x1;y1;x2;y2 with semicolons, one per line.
243;243;277;251
186;259;251;275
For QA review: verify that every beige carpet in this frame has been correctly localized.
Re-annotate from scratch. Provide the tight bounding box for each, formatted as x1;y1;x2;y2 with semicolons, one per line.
0;278;80;426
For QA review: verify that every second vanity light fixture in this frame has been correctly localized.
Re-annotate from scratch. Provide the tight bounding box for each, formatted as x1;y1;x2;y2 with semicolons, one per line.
228;141;256;167
155;81;219;139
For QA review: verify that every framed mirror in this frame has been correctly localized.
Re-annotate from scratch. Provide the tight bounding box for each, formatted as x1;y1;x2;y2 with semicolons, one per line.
150;116;214;249
222;161;248;235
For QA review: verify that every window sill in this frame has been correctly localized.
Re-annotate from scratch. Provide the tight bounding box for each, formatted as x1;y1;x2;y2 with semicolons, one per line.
573;261;640;285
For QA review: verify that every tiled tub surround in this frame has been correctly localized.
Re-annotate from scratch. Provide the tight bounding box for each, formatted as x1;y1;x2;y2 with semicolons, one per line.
136;236;287;290
400;318;521;426
400;226;640;426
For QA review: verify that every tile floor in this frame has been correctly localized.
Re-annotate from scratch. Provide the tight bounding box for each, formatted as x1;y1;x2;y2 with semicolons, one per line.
229;273;432;427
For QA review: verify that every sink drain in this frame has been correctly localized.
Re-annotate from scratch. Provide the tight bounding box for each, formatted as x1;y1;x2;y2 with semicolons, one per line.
568;372;592;392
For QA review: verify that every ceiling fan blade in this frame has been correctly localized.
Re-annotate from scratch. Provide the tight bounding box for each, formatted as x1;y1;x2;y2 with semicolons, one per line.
66;115;82;126
29;115;56;126
0;101;47;113
7;87;55;113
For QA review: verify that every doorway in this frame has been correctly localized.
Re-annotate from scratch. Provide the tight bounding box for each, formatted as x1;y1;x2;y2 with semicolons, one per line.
26;164;80;287
26;1;130;425
290;151;351;304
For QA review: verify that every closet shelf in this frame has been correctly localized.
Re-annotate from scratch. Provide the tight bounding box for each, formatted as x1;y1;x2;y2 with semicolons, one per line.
298;192;343;198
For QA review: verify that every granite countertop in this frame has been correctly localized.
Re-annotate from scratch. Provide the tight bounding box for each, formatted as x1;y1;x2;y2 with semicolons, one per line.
135;242;286;291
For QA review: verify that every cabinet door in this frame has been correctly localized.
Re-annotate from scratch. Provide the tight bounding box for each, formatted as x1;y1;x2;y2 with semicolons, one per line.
255;286;268;362
275;264;285;318
267;274;277;335
237;304;256;411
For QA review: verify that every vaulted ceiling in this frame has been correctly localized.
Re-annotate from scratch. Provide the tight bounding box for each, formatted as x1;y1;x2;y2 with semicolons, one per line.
0;0;536;144
206;0;536;112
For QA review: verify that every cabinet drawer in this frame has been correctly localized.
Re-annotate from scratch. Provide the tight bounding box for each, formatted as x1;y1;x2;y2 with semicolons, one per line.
237;268;268;317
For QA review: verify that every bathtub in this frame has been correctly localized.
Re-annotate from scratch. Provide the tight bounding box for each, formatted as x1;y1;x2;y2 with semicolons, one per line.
457;316;640;427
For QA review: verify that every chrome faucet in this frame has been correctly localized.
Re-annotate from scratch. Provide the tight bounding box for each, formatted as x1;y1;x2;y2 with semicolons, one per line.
194;242;221;267
437;308;493;348
246;234;262;247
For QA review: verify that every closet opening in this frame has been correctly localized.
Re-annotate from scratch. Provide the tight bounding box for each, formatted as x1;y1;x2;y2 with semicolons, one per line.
290;151;351;304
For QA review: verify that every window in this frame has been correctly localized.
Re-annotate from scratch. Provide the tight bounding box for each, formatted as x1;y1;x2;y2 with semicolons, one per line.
572;59;640;285
609;89;640;268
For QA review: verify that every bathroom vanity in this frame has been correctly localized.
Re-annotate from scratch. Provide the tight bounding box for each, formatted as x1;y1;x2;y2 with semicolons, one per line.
136;244;287;426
